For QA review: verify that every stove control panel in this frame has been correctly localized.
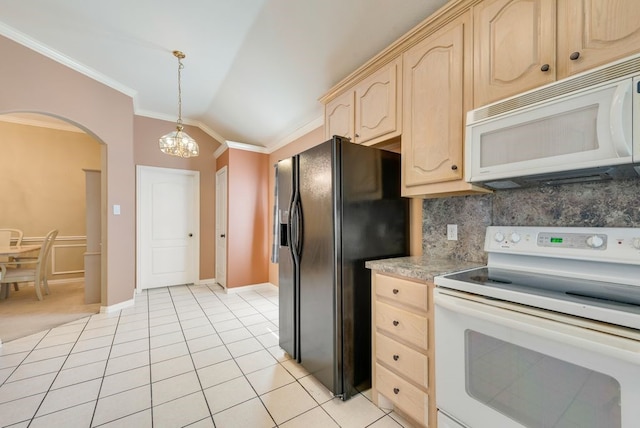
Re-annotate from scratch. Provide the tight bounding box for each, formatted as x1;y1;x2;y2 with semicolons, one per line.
485;226;640;264
537;232;607;250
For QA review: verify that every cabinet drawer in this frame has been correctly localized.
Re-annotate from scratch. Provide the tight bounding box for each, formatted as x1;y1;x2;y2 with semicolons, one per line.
376;301;428;349
375;274;427;311
376;332;428;388
376;363;428;426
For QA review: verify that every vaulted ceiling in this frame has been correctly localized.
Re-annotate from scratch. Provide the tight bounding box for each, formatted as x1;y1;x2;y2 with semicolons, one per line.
0;0;448;149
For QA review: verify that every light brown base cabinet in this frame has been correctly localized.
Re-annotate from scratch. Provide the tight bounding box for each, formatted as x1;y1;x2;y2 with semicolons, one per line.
371;272;436;427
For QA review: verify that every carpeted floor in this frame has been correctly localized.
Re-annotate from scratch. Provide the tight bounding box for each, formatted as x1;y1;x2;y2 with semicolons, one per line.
0;281;100;344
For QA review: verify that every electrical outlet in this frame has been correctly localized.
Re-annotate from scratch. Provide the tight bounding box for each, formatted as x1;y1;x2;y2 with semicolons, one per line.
447;224;458;241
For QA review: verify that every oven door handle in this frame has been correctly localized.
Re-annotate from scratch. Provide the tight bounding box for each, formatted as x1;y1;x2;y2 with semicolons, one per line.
434;289;640;365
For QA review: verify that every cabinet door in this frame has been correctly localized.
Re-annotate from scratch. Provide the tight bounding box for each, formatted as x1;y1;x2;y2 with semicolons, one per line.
354;57;401;144
473;0;556;107
557;0;640;77
402;14;468;190
325;90;354;141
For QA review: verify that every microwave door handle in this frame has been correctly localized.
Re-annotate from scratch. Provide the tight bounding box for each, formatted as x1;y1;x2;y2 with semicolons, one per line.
434;290;640;365
609;79;632;157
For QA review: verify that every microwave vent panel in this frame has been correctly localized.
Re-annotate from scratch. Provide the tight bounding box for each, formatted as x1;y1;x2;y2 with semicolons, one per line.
472;56;640;122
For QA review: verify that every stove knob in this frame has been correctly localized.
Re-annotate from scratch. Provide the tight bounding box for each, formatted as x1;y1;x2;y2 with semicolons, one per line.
632;237;640;250
586;235;604;248
494;232;505;242
510;232;521;243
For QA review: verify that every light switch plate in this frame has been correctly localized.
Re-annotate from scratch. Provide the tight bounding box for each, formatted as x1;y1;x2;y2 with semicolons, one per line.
113;204;121;215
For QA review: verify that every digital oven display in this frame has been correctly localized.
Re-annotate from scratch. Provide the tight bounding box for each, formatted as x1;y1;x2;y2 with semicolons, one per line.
550;237;563;243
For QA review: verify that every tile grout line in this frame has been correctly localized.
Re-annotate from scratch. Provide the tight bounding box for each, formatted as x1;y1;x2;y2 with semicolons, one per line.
24;315;99;426
87;309;124;428
167;284;217;426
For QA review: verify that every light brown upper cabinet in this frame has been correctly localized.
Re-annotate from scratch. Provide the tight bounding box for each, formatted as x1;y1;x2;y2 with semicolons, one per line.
557;0;640;77
402;12;486;197
325;57;402;145
325;90;354;142
473;0;556;108
474;0;640;108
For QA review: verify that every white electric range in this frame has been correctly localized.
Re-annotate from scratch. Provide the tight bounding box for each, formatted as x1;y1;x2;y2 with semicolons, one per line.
433;226;640;428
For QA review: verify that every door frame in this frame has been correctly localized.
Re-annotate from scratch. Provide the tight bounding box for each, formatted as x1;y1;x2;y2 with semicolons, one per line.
136;165;200;292
215;166;228;289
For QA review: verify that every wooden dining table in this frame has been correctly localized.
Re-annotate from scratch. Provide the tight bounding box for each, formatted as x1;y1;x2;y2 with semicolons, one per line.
0;245;41;258
0;245;42;299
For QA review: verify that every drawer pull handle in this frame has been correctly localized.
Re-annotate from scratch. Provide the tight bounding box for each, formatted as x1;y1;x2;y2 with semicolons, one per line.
393;388;400;395
393;320;399;326
392;288;399;294
393;354;399;361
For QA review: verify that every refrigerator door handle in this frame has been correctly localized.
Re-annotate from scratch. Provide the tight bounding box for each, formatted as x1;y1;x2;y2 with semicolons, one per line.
287;194;296;259
290;197;300;259
293;198;303;257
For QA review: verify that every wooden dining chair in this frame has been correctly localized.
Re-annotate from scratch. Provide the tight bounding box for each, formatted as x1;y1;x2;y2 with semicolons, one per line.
0;228;24;293
0;229;58;300
0;229;24;259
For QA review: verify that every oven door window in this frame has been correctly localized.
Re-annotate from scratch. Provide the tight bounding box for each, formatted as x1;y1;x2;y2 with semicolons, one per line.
465;330;621;428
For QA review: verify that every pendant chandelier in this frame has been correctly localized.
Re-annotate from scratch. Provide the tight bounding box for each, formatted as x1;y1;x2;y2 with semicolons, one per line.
159;50;199;157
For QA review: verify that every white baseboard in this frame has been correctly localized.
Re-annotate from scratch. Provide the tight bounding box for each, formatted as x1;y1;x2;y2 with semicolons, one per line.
224;282;277;294
100;294;135;314
198;278;217;286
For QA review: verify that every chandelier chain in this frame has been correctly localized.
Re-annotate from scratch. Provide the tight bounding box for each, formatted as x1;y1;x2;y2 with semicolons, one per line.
177;56;184;127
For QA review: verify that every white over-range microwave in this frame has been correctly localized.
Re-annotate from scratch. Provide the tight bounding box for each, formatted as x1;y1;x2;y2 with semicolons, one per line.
465;54;640;189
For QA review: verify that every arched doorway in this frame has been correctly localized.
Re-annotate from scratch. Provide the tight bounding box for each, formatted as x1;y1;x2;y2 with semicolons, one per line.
0;112;105;342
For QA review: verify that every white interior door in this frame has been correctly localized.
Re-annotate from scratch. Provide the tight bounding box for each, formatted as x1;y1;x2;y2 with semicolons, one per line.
137;166;199;290
215;167;227;288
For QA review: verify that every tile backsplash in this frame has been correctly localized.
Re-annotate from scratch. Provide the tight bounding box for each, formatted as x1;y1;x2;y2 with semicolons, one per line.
422;178;640;264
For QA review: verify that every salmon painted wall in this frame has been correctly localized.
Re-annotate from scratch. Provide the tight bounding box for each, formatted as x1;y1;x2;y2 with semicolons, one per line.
267;126;325;285
216;148;270;288
133;116;222;280
0;35;135;306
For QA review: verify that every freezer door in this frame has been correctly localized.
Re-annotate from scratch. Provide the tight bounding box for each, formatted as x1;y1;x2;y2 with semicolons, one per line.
277;158;298;360
297;139;342;396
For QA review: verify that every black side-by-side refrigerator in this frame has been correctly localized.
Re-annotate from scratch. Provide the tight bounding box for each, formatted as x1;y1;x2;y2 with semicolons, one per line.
277;136;409;400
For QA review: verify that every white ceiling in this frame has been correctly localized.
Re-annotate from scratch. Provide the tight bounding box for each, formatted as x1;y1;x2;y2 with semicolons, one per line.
0;0;448;150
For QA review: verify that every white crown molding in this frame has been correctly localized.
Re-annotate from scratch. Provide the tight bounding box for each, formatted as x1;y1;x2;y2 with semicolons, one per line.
193;120;227;146
0;114;84;133
227;140;269;154
214;143;228;159
0;22;137;99
267;116;324;154
213;139;270;158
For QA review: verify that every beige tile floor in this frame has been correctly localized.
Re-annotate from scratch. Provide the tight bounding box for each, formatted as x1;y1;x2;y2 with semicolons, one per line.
0;283;412;427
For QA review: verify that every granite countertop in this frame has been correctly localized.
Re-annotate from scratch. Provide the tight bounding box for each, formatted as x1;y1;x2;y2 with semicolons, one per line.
365;255;485;282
